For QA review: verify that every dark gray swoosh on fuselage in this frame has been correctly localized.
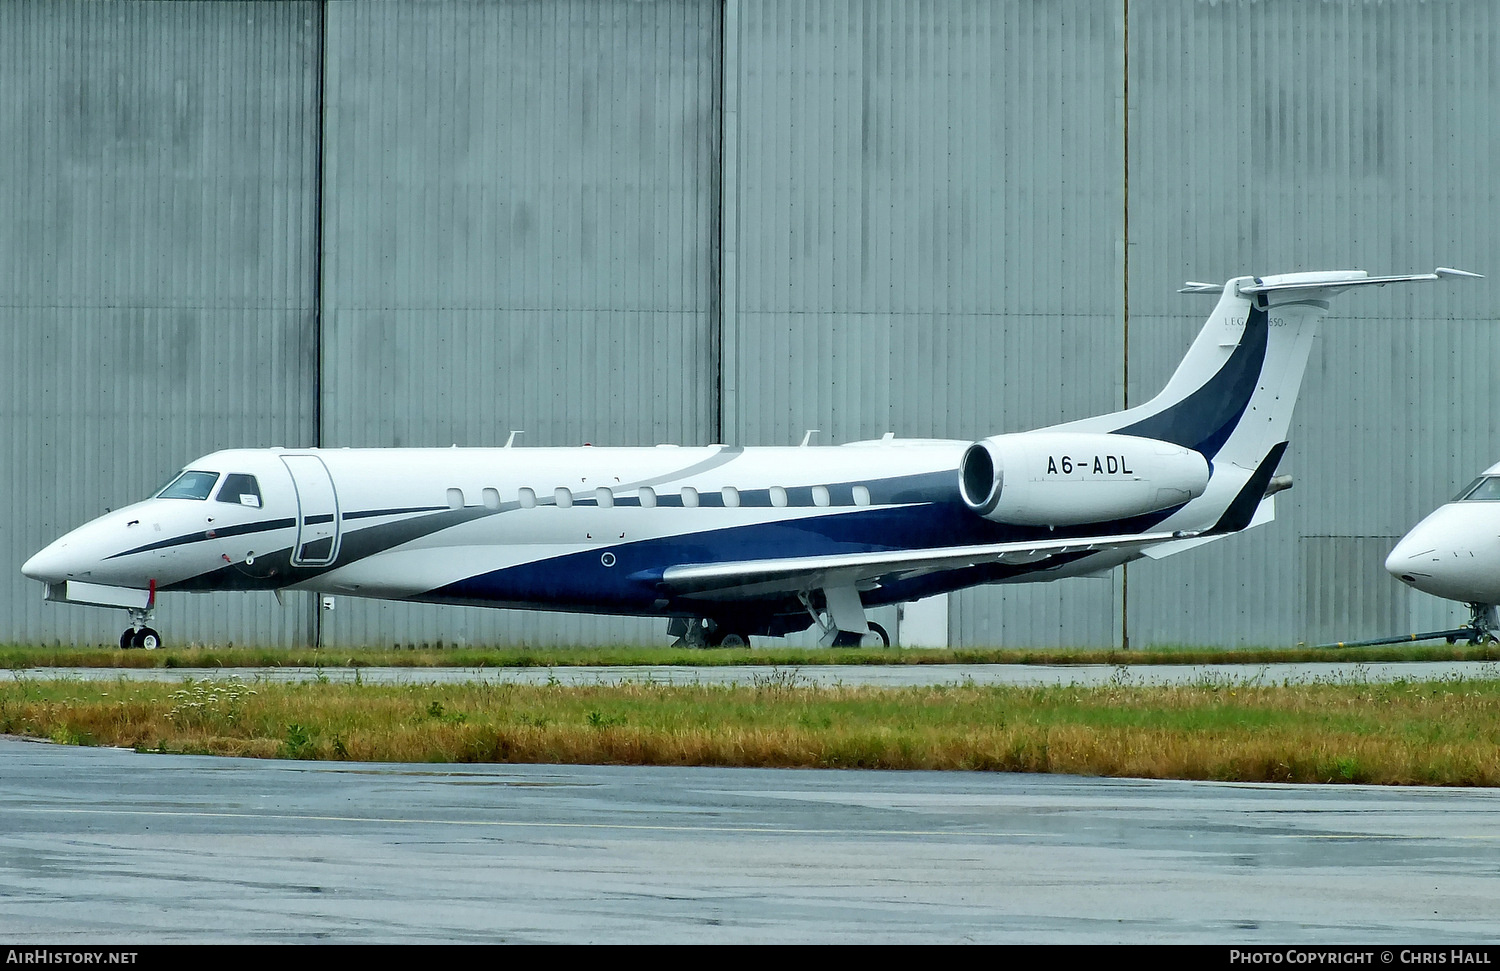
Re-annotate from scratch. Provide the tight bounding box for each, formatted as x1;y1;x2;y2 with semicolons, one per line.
160;506;485;591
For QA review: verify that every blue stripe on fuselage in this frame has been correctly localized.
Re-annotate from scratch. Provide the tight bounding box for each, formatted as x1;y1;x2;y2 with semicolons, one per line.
422;499;1180;613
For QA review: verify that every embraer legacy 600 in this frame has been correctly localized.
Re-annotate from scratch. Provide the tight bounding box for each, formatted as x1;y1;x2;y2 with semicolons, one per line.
25;268;1478;650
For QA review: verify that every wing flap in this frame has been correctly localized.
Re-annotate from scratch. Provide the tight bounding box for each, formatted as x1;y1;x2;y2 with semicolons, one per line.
660;529;1198;601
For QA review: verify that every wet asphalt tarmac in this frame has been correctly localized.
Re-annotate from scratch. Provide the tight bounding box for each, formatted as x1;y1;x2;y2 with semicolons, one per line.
5;661;1500;943
3;735;1500;943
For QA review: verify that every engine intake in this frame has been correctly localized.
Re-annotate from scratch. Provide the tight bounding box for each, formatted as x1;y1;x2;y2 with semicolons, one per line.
959;431;1209;526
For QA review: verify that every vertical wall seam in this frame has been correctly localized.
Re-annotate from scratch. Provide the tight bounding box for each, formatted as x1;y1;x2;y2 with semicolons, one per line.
312;0;328;648
719;0;740;446
1120;0;1130;651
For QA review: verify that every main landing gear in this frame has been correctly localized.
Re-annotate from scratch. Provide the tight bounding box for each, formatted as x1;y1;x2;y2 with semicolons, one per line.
667;607;892;649
799;589;890;647
119;607;162;650
669;618;755;648
833;622;889;648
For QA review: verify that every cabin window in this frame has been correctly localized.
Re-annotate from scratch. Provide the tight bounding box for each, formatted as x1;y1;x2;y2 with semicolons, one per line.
1457;476;1500;502
852;485;871;507
555;487;574;508
639;487;657;508
158;470;220;501
682;487;699;508
596;487;614;508
722;486;741;508
812;485;830;507
446;488;465;510
770;486;788;508
519;487;537;509
482;488;501;510
214;473;262;508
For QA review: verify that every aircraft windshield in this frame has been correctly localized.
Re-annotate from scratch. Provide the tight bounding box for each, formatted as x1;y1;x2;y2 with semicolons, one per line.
1455;476;1500;502
157;470;220;500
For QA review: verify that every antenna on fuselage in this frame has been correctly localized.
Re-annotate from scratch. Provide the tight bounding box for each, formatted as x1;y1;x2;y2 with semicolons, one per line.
504;430;524;448
800;429;820;447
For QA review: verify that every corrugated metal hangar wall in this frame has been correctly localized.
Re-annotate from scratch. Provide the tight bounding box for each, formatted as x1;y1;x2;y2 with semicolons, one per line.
2;0;1495;649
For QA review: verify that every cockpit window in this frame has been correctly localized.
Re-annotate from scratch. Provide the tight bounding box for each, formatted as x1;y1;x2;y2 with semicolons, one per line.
1455;476;1500;502
215;473;262;508
157;470;220;500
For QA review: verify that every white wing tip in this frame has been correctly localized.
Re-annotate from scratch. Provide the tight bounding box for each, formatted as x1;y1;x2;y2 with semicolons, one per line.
1436;266;1484;279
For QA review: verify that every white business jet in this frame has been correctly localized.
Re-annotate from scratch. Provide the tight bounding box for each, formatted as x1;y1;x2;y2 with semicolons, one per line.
24;267;1478;650
1386;462;1500;644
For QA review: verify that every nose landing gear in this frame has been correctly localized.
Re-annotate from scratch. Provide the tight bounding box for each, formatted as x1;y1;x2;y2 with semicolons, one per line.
1452;603;1500;645
120;607;162;650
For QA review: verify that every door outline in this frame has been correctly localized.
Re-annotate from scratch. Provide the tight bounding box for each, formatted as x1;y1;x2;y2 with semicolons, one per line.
281;455;342;567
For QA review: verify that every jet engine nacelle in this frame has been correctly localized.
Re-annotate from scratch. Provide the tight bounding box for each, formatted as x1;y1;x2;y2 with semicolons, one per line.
958;432;1210;527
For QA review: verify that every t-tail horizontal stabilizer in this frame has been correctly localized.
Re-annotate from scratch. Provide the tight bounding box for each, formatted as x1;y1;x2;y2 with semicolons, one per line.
1179;267;1482;295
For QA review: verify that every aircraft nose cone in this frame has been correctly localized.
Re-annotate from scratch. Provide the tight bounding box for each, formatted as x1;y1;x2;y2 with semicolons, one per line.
1385;535;1424;583
22;547;59;582
1384;510;1500;605
1385;524;1454;595
22;537;76;584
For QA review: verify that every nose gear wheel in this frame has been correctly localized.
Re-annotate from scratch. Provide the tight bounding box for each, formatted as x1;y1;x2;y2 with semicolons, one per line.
119;606;161;650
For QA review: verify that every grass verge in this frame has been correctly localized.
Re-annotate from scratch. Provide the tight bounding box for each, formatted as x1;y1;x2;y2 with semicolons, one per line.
4;669;1500;784
4;642;1500;670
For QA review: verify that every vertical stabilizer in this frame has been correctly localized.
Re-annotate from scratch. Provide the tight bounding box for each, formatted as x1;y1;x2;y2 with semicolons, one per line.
1053;268;1479;529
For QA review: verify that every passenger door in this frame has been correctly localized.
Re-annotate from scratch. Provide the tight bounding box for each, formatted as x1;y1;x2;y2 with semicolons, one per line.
281;455;341;567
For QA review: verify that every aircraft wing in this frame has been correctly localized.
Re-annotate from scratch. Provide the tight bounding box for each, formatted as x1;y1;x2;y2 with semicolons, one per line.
658;529;1198;601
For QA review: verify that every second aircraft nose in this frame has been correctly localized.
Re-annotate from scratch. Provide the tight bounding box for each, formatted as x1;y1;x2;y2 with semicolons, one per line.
1385;536;1427;586
1385;507;1500;605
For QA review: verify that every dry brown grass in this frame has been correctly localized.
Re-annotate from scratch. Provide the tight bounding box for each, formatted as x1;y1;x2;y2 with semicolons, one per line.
6;641;1500;670
4;672;1499;784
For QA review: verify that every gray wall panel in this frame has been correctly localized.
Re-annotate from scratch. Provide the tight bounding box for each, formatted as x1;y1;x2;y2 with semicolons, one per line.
318;0;721;647
10;0;1498;651
727;0;1127;645
1123;0;1499;647
0;1;320;647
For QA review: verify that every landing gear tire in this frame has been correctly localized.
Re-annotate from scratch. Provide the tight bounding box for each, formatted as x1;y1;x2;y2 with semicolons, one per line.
131;628;161;650
865;622;890;648
120;629;136;651
715;632;751;648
